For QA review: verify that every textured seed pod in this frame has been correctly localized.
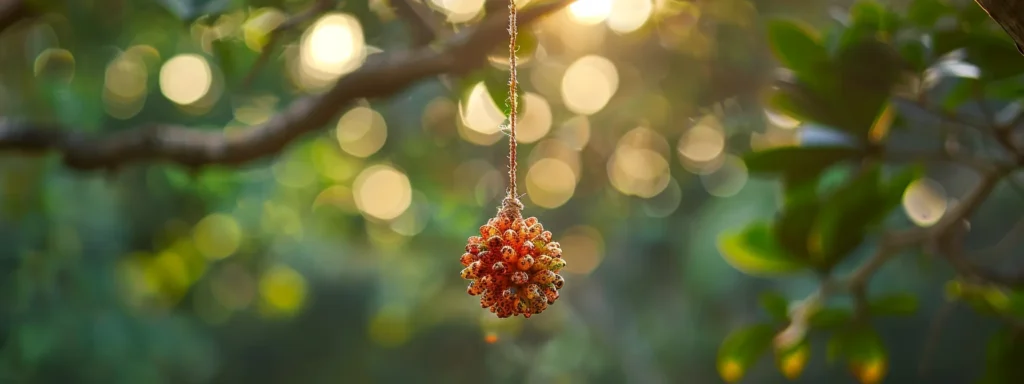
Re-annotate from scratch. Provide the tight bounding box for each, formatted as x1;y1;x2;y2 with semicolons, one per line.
548;258;566;272
538;231;552;244
460;253;475;266
543;285;559;303
480;225;499;238
511;271;529;285
467;280;485;296
500;245;518;264
534;255;553;270
517;255;534;271
460;201;565;318
531;269;556;284
526;224;543;240
492;261;507;274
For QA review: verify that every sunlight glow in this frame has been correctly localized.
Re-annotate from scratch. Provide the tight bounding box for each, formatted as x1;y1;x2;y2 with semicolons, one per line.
517;92;553;143
569;0;613;25
429;0;485;23
298;13;365;90
607;0;653;33
526;157;577;208
336;106;388;158
561;55;619;115
159;54;212;105
459;82;506;135
902;178;947;227
354;165;413;221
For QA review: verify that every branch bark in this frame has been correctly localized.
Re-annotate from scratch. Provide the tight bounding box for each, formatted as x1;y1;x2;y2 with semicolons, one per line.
0;0;31;34
976;0;1024;54
0;0;571;171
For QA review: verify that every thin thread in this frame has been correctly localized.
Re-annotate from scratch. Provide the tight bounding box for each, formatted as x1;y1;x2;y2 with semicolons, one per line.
506;0;518;203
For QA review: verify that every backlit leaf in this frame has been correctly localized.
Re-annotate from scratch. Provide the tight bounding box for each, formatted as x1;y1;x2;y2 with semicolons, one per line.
717;222;808;276
718;324;776;383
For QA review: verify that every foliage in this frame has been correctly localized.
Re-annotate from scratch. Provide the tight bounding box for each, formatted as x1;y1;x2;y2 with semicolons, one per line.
1;0;1023;383
716;0;1024;383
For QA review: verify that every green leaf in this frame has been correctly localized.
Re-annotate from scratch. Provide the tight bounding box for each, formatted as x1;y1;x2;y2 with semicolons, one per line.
774;339;809;381
809;165;883;264
759;292;791;322
767;19;830;89
718;324;776;383
827;326;888;383
808;307;853;329
835;39;905;137
907;0;953;27
157;0;232;21
978;328;1024;384
868;292;919;316
717;222;808;276
773;198;820;261
744;146;863;183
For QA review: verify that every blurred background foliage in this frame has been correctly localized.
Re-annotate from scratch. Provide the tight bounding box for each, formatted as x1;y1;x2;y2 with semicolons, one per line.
1;0;1024;383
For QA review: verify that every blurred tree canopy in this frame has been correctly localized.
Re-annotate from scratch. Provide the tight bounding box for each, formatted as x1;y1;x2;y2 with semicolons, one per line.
1;0;1024;383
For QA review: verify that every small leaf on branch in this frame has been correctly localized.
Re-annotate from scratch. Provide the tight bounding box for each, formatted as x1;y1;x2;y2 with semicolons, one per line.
717;222;809;276
718;324;776;383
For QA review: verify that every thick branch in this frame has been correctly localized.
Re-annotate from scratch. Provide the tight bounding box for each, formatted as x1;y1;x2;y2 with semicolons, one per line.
975;0;1024;55
0;0;570;171
0;0;31;34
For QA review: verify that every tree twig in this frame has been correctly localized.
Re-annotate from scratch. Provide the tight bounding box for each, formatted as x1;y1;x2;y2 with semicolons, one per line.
0;0;572;171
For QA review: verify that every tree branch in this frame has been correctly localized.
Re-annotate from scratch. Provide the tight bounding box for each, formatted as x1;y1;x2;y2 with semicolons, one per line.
0;0;571;171
0;0;31;34
975;0;1024;55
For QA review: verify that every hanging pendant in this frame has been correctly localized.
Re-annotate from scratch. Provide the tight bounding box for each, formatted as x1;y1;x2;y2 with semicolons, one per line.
459;0;565;319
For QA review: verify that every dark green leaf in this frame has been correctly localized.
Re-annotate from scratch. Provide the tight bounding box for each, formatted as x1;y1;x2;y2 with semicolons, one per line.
773;198;819;261
767;19;831;91
868;292;919;316
907;0;953;27
809;165;882;264
808;307;853;329
717;324;776;383
835;39;905;137
978;328;1024;384
716;222;808;276
759;292;790;321
744;146;863;182
774;339;809;381
827;326;888;383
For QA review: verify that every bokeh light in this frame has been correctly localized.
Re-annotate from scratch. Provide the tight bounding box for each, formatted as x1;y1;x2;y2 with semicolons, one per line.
902;178;948;227
33;48;75;83
297;13;366;90
192;213;242;260
353;165;413;221
336;106;388;158
561;55;619;115
526;157;577;208
607;0;653;33
608;127;671;198
159;54;212;105
568;0;613;25
517;92;554;143
678;114;726;164
428;0;484;23
559;226;605;274
700;155;748;197
104;47;152;119
259;264;308;317
459;82;506;135
243;8;287;51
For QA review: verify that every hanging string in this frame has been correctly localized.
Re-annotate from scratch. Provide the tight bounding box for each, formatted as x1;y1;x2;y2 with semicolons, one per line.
505;0;519;206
